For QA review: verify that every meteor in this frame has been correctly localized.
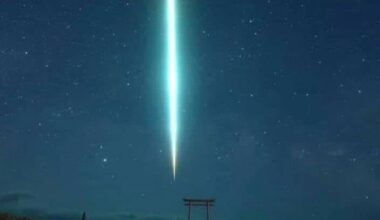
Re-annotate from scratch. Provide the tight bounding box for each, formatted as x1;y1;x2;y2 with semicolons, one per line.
167;0;179;179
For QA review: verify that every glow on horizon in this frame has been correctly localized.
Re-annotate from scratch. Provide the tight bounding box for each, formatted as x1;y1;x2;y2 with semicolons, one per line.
167;0;179;179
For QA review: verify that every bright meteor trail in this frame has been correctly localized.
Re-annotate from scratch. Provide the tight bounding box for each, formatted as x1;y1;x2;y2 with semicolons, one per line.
167;0;179;179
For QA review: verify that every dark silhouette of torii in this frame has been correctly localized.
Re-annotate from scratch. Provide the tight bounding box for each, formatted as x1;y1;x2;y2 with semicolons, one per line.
183;198;215;220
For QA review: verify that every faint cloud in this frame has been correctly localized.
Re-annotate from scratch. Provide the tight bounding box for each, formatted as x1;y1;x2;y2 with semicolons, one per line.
0;192;35;206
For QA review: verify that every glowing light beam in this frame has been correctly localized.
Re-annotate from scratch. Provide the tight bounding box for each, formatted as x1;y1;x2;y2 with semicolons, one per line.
167;0;179;179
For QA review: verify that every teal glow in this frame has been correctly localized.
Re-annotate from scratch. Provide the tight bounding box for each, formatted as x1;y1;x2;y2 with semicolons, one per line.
167;0;179;179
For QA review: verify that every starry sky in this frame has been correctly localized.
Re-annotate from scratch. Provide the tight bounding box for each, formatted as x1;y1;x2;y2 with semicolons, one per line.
0;1;379;220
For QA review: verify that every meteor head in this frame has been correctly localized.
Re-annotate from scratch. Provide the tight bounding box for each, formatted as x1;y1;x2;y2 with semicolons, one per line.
172;147;176;179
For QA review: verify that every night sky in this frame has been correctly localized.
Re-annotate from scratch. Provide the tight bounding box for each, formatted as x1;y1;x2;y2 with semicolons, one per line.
0;1;379;220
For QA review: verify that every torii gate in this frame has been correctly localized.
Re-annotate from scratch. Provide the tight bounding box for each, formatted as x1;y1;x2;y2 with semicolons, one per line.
183;198;215;220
